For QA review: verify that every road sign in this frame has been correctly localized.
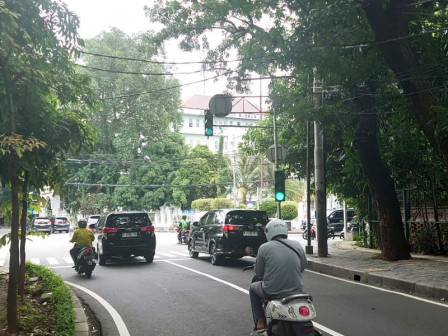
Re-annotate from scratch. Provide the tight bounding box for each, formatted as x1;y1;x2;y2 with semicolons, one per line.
209;94;233;117
266;145;286;163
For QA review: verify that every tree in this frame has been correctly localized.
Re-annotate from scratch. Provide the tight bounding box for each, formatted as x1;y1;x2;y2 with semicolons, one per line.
64;28;186;212
362;0;448;167
0;0;96;332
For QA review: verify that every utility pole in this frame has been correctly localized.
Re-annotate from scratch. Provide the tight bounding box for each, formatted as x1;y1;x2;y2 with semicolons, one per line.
313;78;328;257
305;120;313;254
273;108;281;219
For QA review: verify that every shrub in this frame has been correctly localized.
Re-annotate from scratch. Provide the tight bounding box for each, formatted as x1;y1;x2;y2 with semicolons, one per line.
25;262;75;336
211;198;233;209
281;202;297;220
260;198;277;218
191;198;213;211
411;225;437;254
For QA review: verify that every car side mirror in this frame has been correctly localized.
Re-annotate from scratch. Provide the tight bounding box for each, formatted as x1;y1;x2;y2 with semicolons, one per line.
192;221;199;227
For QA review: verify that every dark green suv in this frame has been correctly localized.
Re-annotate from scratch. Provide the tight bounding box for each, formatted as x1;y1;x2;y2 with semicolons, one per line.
188;209;269;265
96;211;156;265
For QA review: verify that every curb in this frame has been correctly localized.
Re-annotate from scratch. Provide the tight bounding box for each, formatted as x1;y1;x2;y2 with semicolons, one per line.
71;289;91;336
307;259;448;301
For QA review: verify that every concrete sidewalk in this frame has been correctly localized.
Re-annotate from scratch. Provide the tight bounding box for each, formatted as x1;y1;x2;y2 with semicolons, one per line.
303;238;448;302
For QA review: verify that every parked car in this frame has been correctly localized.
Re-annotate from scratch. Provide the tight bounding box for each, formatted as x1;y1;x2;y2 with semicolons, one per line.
53;217;70;233
327;209;355;232
96;211;156;265
87;215;100;231
32;217;52;234
188;209;269;265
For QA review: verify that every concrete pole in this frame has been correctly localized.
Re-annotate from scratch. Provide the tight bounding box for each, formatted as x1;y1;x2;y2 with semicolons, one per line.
305;120;313;254
314;121;327;257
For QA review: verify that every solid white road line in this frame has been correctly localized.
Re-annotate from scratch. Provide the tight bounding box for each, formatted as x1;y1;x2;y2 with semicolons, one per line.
163;260;344;336
65;281;130;336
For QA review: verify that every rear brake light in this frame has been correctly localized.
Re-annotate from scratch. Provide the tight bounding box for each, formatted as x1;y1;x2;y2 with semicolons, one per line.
140;226;154;232
223;224;241;231
185;229;190;233
85;248;92;253
102;227;119;233
299;306;310;316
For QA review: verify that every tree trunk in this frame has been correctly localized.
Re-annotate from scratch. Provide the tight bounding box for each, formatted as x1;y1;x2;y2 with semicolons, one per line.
7;156;20;333
353;85;410;261
362;0;448;167
3;62;19;332
18;172;29;299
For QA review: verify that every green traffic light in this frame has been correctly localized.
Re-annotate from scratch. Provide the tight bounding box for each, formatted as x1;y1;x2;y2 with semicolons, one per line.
275;191;285;202
205;128;213;136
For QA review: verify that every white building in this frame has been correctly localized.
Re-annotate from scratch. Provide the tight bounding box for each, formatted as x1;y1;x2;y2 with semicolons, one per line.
179;94;262;154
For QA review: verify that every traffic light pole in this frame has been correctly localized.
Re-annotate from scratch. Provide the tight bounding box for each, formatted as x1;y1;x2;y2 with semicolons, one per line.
273;109;281;219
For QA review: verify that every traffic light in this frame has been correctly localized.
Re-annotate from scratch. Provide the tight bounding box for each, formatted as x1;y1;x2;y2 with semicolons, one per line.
204;110;213;136
274;170;286;202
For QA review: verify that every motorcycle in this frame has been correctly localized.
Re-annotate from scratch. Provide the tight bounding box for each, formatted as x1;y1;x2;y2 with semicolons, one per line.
302;225;335;240
74;246;96;278
244;265;322;336
177;228;190;244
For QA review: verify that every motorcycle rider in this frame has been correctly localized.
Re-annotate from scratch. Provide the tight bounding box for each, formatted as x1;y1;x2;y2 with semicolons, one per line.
70;219;95;265
249;218;307;333
177;214;190;243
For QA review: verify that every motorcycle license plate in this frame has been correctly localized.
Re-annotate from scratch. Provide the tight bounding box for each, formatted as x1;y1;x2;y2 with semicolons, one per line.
243;231;258;237
84;255;94;259
122;232;137;238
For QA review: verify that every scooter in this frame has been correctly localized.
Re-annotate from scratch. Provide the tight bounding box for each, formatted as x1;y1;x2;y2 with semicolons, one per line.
74;246;96;278
178;229;190;244
244;265;322;336
303;225;335;240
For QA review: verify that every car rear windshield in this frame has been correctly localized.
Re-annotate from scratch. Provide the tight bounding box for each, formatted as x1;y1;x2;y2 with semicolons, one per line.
106;213;151;228
225;211;268;226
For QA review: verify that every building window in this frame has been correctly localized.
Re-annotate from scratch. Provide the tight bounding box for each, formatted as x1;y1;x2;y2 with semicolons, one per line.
230;121;233;125
237;122;241;126
196;119;199;127
189;119;193;127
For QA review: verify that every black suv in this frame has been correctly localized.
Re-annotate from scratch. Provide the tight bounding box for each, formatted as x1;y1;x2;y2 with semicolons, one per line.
327;209;355;231
96;211;156;265
188;209;269;265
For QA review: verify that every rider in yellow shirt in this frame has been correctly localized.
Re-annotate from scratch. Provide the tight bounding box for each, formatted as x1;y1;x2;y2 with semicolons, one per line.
70;219;95;264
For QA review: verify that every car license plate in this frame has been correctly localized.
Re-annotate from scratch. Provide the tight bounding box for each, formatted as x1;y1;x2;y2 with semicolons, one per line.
243;231;258;237
122;232;138;238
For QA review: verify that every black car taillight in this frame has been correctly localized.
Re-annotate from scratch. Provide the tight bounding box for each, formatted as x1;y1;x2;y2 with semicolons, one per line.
140;226;154;232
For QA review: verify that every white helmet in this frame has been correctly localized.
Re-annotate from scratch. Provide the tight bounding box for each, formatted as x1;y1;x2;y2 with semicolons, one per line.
265;218;288;241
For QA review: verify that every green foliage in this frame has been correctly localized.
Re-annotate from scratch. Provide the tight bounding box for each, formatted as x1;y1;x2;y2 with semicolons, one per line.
411;226;437;255
259;198;277;218
210;198;232;209
281;201;297;220
25;262;75;336
191;198;213;211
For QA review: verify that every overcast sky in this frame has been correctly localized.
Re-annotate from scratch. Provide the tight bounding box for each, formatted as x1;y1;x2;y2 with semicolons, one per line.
63;0;232;101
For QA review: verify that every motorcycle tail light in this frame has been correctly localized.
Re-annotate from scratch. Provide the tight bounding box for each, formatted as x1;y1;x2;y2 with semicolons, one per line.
85;248;92;253
140;226;155;232
299;306;310;316
185;229;190;233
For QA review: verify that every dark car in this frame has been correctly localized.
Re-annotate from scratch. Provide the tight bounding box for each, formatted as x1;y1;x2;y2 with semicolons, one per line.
53;217;70;233
327;209;355;232
188;209;269;265
32;217;52;234
87;215;100;231
96;211;156;265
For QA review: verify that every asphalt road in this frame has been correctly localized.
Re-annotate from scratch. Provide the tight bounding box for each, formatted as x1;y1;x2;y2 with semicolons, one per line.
1;231;447;335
